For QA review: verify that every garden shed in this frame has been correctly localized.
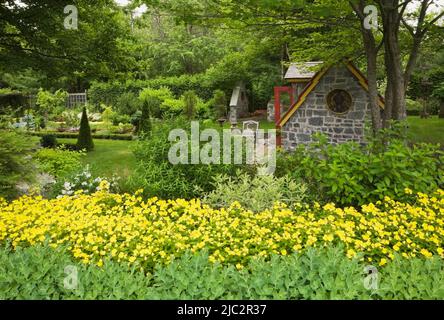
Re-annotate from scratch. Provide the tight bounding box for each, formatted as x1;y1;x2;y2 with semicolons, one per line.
276;61;385;151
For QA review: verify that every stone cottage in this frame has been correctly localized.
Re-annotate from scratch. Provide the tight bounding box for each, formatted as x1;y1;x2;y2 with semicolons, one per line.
277;61;384;151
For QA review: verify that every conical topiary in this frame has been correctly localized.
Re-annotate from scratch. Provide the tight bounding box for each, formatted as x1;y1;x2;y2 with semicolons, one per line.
77;107;94;151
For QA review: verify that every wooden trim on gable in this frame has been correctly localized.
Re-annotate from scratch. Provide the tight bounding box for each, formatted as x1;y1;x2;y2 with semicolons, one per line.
345;62;385;109
287;78;312;83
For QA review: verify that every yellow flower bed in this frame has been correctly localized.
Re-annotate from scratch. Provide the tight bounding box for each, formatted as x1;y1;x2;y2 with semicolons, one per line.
0;183;443;268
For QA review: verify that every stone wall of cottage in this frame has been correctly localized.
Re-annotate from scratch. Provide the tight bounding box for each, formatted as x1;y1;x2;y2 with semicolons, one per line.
282;66;371;151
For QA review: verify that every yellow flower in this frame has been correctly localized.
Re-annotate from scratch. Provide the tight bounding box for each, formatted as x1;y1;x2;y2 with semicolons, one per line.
346;249;356;258
420;249;433;258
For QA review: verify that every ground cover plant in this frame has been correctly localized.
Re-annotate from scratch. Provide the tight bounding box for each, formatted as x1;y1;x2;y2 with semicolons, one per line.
1;245;443;300
1;184;442;270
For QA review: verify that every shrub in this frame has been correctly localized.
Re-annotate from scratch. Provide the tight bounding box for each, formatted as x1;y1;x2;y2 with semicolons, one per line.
60;110;79;127
138;104;152;136
77;107;94;151
196;99;211;119
182;90;198;120
406;98;422;116
276;133;444;206
36;89;68;121
109;123;133;134
40;134;58;148
204;172;308;212
34;148;85;178
159;98;184;118
129;118;251;199
114;92;142;116
110;114;131;126
101;106;115;124
209;89;228;120
139;87;174;119
0;130;35;199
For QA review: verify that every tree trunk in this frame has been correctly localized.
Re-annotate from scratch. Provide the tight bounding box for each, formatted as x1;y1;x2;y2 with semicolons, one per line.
439;103;444;119
350;0;382;133
363;34;382;133
380;0;407;121
383;72;393;128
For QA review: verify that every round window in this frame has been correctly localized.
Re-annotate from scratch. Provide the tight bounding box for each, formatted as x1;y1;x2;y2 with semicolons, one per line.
327;89;352;114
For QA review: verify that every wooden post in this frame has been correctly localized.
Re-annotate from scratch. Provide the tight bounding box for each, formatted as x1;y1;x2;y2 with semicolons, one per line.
274;87;281;125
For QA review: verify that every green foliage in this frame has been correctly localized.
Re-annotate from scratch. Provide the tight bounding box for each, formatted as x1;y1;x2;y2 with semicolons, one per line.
138;105;152;136
406;98;422;116
0;130;35;199
209;90;228;120
34;148;85;178
0;244;152;300
60;110;79;127
1;1;132;90
110;114;131;126
139;87;174;119
40;134;58;148
276;133;444;206
101;106;115;124
204;172;308;212
114;92;142;116
433;82;444;102
182;90;198;119
1;245;444;300
36;89;68;119
89;74;213;110
32;131;133;141
77;108;94;151
129;118;250;199
160;98;185;118
109;123;134;135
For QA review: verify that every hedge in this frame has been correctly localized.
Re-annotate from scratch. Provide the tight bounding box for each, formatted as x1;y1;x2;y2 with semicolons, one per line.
30;131;133;141
88;74;215;108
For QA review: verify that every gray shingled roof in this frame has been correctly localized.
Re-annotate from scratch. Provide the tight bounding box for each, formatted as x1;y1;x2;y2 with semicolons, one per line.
284;61;323;80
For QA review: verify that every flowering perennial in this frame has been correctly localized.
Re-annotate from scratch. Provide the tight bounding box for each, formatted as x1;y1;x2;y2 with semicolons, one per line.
0;183;443;269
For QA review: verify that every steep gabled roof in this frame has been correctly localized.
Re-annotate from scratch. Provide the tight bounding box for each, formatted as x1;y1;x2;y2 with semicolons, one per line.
278;61;385;127
285;61;323;81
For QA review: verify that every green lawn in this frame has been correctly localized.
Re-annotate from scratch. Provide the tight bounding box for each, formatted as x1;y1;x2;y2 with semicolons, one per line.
407;116;444;146
58;138;137;178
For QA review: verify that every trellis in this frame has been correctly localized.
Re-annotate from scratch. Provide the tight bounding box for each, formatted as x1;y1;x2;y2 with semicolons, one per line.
26;91;88;109
66;91;88;108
